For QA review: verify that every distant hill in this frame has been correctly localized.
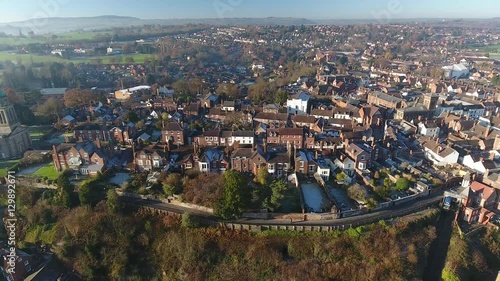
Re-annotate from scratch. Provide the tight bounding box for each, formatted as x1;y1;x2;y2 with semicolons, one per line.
1;15;498;36
0;15;315;35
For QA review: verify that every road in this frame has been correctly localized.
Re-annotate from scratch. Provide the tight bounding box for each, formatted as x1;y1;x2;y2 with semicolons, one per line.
122;191;444;227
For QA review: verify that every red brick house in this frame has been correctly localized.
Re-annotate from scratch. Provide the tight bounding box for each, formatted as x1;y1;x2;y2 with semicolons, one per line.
73;123;113;142
295;150;317;176
134;148;167;171
194;130;222;147
461;180;499;224
266;128;305;148
52;142;114;175
110;124;136;144
162;122;185;146
345;142;375;170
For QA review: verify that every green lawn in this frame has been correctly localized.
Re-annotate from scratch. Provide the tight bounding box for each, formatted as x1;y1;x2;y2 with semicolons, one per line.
33;163;60;180
0;31;111;46
0;52;156;65
489;53;500;59
0;159;20;178
0;53;68;64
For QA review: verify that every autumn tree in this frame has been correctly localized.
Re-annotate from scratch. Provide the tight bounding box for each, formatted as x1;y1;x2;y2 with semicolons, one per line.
172;79;189;95
64;89;94;107
182;173;224;207
215;170;251;219
188;77;204;95
2;88;22;104
255;167;270;186
106;189;122;214
248;77;277;103
162;173;183;196
274;90;288;105
347;184;368;202
216;83;239;100
491;75;500;86
35;98;64;122
430;67;445;79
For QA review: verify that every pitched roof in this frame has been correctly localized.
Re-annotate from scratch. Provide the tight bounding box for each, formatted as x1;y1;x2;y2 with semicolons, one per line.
254;112;289;121
292;115;316;124
470;181;490;193
164;122;183;131
279;128;304;136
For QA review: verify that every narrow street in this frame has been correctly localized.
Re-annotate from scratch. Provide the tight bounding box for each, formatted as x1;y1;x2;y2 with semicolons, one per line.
422;210;455;281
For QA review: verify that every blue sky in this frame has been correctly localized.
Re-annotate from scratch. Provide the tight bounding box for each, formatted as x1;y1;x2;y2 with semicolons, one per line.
0;0;499;23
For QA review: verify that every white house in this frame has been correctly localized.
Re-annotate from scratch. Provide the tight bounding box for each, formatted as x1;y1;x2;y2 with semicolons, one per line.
229;131;254;146
462;154;488;174
422;141;459;166
222;101;235;112
287;92;310;115
462;154;500;175
316;158;334;181
418;122;440;138
149;110;159;119
442;63;470;79
333;155;355;178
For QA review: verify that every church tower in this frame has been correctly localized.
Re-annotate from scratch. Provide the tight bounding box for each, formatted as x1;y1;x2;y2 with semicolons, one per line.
0;89;32;159
0;90;21;135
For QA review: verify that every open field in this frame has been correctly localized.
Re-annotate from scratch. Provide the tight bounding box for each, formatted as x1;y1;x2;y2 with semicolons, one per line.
0;31;112;46
488;53;500;59
0;52;156;65
474;44;500;53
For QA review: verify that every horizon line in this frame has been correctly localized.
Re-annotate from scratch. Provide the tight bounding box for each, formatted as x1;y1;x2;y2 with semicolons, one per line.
0;15;498;24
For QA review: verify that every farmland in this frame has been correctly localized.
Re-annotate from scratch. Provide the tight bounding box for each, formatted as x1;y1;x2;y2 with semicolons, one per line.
0;52;157;65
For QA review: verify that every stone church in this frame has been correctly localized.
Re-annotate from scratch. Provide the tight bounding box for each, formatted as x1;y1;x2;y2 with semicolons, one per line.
0;89;32;159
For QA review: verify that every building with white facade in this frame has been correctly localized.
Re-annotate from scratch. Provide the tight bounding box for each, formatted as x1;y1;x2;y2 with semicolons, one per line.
229;131;254;146
442;63;470;79
418;122;441;138
422;140;459;166
287;92;310;115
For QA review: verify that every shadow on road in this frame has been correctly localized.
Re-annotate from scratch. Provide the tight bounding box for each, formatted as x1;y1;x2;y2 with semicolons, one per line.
422;210;455;281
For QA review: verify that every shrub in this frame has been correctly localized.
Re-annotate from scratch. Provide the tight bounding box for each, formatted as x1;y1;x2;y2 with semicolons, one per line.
181;212;199;228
